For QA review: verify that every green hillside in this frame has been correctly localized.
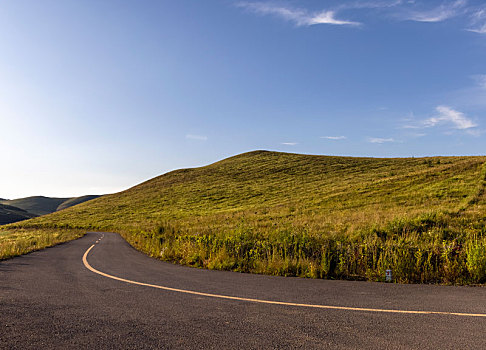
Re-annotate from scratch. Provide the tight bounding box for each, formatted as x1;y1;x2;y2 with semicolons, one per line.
0;204;36;225
0;195;101;217
6;151;486;284
0;196;69;216
56;195;100;211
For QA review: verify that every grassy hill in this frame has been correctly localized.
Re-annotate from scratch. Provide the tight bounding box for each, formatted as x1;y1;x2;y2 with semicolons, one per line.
0;204;36;225
0;196;69;216
0;195;101;218
5;151;486;284
56;195;101;211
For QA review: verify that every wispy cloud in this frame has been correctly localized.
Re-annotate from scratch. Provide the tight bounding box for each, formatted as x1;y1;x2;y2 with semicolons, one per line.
368;137;395;144
405;0;466;22
237;2;361;27
423;105;477;129
237;1;486;34
472;74;486;88
186;134;208;141
445;75;486;108
467;7;486;33
410;132;427;137
281;142;298;146
321;136;347;140
402;105;478;133
466;24;486;33
401;124;421;129
337;0;404;11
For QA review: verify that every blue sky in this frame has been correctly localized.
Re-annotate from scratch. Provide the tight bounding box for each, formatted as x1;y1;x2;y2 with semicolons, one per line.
1;0;486;198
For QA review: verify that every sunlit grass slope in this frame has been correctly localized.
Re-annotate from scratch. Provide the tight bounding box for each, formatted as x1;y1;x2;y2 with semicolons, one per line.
21;151;486;232
0;228;84;259
7;151;486;283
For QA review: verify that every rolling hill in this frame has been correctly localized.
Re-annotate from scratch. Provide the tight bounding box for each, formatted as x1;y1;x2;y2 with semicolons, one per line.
0;195;101;225
5;151;486;283
0;204;36;225
0;197;70;216
0;195;101;217
56;195;101;211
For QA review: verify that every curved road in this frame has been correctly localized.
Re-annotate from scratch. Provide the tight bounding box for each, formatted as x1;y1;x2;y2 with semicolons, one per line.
1;232;485;349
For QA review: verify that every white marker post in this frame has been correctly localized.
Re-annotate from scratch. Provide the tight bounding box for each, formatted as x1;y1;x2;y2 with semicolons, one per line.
385;269;392;282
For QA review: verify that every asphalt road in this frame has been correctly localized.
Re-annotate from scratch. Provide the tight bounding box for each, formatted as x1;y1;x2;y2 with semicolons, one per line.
1;232;486;349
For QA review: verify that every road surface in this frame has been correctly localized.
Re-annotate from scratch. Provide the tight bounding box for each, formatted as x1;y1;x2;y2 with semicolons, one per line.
1;232;485;349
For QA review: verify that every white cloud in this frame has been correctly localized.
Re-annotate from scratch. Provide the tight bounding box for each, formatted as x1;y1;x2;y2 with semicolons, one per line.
186;134;208;141
468;24;486;33
467;8;486;33
237;2;361;27
423;105;477;129
472;74;486;89
368;137;395;144
401;106;479;132
465;128;483;136
237;1;486;35
281;142;298;146
446;75;486;108
405;0;466;22
401;124;421;129
337;0;403;11
321;136;347;140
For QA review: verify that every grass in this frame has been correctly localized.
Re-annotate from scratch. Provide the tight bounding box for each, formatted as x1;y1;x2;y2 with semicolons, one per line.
4;151;486;284
0;228;85;260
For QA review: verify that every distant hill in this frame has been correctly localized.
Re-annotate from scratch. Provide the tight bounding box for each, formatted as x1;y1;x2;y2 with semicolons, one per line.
0;197;69;216
0;204;37;225
56;195;100;211
0;195;101;223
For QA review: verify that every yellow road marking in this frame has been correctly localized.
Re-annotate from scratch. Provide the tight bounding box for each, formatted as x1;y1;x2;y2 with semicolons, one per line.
82;241;486;318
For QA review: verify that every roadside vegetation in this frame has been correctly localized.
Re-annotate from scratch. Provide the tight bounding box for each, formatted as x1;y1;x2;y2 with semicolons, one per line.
4;151;486;284
0;228;85;260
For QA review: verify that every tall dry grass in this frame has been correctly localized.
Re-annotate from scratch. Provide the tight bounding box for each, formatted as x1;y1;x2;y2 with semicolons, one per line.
0;228;85;260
